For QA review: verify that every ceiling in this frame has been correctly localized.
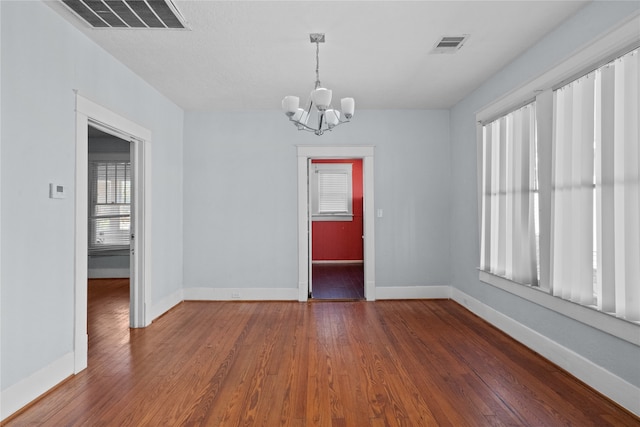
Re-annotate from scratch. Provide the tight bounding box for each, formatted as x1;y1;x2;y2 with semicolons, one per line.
46;0;590;111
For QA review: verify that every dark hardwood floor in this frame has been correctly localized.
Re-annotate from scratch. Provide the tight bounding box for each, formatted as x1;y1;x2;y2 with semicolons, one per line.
311;262;364;300
4;278;639;426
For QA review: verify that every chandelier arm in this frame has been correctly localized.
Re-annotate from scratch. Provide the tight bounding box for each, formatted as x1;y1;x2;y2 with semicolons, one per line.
288;117;316;133
328;118;350;129
289;114;350;134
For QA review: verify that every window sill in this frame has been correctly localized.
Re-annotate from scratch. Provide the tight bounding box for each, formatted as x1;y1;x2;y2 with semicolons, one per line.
478;270;640;347
312;214;354;222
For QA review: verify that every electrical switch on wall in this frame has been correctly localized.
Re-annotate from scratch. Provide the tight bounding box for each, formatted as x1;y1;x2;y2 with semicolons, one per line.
49;183;66;199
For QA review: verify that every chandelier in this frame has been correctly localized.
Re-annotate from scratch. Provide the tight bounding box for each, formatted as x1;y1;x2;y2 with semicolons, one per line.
282;33;355;136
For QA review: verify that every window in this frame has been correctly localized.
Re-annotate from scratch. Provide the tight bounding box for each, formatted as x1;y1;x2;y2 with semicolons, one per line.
552;48;639;321
89;161;131;253
478;47;640;324
311;163;353;221
480;103;539;286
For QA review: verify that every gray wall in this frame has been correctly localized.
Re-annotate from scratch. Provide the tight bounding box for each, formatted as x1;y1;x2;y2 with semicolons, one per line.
1;1;184;391
183;110;451;291
449;1;640;388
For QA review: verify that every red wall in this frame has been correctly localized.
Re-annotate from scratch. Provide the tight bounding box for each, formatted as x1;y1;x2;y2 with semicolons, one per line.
311;159;363;261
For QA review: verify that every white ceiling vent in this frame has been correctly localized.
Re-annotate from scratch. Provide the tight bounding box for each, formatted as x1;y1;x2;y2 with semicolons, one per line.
431;35;469;54
61;0;189;29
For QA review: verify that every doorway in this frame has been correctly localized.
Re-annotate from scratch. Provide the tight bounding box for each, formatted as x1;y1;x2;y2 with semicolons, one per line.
87;126;132;349
310;158;364;300
74;95;151;374
296;145;375;302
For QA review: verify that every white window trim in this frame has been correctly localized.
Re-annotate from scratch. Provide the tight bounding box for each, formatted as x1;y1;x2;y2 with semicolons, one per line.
476;14;640;346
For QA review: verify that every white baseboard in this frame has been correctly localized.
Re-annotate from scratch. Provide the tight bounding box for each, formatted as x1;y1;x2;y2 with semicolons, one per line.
450;287;640;417
1;352;75;421
74;333;88;374
376;285;451;300
88;268;129;279
150;288;184;322
183;287;299;301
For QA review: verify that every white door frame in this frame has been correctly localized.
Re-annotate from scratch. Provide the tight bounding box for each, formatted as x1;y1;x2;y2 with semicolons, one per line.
297;145;375;301
74;94;152;373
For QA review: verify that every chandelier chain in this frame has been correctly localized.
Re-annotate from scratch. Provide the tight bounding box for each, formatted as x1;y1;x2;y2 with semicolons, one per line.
315;41;321;89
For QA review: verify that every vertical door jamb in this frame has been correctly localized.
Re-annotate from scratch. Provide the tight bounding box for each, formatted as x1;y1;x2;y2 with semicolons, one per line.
307;158;313;298
129;137;149;328
297;153;310;301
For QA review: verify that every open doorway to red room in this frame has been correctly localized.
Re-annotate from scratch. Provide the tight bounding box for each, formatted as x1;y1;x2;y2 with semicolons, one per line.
310;158;364;299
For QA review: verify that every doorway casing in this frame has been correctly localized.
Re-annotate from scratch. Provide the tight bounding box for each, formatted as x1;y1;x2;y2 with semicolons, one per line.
74;94;152;373
297;145;375;301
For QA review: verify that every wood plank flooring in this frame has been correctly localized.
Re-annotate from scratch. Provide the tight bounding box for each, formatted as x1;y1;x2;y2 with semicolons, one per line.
311;263;364;300
4;278;639;426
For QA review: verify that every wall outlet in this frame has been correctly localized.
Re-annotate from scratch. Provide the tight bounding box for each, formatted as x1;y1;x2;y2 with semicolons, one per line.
231;292;241;299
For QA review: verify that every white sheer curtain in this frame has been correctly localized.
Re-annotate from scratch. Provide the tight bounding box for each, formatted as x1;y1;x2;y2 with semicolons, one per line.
481;103;538;285
599;49;639;321
553;48;639;321
551;72;596;305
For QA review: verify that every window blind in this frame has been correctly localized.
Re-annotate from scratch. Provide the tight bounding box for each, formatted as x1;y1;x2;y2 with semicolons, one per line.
318;172;349;213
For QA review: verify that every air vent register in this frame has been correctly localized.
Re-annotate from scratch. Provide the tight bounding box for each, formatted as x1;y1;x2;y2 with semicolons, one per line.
61;0;188;29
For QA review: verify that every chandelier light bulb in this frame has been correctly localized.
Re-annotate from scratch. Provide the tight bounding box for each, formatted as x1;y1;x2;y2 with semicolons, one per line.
341;98;355;119
282;96;300;117
292;108;308;124
311;88;332;111
325;109;340;128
